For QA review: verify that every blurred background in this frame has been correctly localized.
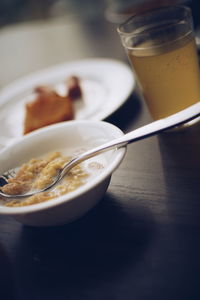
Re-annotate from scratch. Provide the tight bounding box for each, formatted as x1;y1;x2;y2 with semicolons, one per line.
1;0;200;27
1;0;200;88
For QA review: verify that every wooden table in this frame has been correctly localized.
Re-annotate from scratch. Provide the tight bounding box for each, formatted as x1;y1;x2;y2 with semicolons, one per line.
0;14;200;300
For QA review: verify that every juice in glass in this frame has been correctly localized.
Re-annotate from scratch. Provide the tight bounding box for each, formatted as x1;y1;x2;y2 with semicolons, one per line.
118;6;200;121
128;33;200;119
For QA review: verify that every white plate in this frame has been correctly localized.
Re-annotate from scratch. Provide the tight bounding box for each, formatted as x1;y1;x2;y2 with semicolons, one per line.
0;58;135;144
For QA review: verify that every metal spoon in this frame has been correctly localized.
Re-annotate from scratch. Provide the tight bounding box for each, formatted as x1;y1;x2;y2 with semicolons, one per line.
0;102;199;198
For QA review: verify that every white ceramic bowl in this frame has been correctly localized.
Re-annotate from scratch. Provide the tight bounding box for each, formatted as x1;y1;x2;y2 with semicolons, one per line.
0;120;126;226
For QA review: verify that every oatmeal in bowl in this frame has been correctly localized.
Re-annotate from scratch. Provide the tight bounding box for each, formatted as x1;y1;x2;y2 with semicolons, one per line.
1;151;91;207
0;120;126;226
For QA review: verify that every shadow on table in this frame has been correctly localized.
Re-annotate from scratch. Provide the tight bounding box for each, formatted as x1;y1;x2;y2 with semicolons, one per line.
105;91;142;133
0;243;16;300
158;122;200;225
155;124;200;300
13;193;156;299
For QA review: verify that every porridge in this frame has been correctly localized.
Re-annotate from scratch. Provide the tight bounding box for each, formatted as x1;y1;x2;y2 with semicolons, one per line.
1;151;104;207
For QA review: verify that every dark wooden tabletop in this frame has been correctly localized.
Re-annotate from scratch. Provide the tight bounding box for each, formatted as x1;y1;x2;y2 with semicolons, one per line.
0;13;200;300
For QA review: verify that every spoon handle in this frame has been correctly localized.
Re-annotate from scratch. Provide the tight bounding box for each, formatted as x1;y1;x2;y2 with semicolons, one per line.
60;102;200;177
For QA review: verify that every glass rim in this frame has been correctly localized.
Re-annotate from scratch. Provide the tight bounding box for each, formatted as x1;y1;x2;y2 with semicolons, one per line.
117;5;192;36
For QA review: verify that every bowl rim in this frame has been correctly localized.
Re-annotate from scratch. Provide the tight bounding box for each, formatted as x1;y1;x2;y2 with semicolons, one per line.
0;120;126;215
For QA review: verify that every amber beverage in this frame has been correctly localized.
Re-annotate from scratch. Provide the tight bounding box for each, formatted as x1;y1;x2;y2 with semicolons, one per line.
118;6;200;120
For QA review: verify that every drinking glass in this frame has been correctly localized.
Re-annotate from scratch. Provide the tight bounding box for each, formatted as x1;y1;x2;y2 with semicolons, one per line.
117;6;200;122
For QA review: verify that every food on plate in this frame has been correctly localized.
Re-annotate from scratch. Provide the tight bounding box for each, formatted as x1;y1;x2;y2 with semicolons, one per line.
1;151;104;207
24;86;74;134
67;76;82;100
23;75;82;134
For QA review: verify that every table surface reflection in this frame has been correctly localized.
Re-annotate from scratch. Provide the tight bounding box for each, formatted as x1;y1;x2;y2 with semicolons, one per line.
0;15;200;300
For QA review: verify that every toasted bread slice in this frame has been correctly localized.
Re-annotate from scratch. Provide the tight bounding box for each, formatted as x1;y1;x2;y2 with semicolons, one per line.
24;86;74;134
